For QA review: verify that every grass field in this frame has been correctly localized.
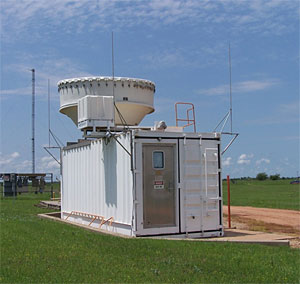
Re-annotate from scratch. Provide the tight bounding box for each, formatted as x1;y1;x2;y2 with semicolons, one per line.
1;194;300;283
222;179;300;210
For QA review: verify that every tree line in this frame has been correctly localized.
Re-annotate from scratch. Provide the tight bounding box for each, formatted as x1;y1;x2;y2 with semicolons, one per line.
223;173;299;182
256;172;280;180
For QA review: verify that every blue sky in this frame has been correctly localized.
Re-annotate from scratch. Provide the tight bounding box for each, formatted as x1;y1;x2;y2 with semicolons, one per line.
0;0;299;178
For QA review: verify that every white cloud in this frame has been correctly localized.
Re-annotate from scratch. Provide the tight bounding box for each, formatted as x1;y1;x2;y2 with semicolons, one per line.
280;101;299;115
0;153;32;173
142;48;187;69
282;158;290;166
37;156;60;175
141;42;229;69
0;152;20;166
39;158;60;171
2;58;93;100
246;116;299;126
197;79;279;96
282;136;300;141
256;158;271;165
152;97;177;114
1;0;298;42
11;152;20;159
222;157;232;166
237;153;253;165
245;100;299;126
0;152;59;176
15;160;32;172
41;156;54;162
0;85;45;97
235;80;279;93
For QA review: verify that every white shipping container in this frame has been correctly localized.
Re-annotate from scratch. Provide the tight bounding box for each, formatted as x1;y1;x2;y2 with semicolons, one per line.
61;129;223;238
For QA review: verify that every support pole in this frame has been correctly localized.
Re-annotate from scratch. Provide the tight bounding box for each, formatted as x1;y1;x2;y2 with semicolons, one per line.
229;43;232;133
31;69;35;173
227;175;231;228
48;79;50;147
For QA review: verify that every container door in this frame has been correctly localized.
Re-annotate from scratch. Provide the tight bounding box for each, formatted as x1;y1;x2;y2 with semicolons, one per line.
179;138;222;235
139;144;178;234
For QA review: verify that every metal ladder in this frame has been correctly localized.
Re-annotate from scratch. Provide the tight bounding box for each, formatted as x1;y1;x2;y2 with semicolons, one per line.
203;148;220;215
182;135;204;237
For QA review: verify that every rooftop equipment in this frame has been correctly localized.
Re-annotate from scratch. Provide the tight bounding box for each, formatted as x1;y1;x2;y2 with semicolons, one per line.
77;95;115;132
58;77;155;128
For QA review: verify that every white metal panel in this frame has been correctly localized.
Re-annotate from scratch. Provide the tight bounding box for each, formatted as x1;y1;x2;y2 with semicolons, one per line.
135;130;220;140
180;139;203;233
77;95;115;129
180;137;222;235
61;132;133;234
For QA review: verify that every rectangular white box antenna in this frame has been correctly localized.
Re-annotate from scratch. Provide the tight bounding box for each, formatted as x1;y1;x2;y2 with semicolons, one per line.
78;95;115;131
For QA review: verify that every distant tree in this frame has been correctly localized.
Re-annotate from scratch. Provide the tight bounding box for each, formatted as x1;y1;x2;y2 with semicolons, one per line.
241;176;251;180
256;172;268;181
270;174;280;180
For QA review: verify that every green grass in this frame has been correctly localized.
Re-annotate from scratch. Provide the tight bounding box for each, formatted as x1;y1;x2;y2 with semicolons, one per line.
223;179;300;210
1;195;300;283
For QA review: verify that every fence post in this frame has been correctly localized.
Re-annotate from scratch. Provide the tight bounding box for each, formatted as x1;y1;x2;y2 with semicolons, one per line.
227;175;231;228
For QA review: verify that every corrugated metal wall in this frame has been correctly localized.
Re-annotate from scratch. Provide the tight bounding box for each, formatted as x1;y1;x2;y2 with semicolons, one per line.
61;132;133;226
180;138;222;233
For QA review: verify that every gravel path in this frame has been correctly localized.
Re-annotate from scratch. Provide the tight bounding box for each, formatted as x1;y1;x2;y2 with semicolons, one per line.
223;206;300;232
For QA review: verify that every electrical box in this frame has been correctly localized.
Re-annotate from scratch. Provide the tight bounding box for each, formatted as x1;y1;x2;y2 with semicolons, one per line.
3;174;17;197
77;95;115;131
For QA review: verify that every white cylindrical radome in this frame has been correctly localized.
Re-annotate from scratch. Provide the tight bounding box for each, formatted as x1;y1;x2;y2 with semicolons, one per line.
58;76;155;126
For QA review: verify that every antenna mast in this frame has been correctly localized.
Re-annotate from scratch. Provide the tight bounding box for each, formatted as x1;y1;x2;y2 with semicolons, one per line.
111;31;128;128
212;43;239;155
31;69;35;173
112;31;115;99
48;79;51;147
229;43;233;133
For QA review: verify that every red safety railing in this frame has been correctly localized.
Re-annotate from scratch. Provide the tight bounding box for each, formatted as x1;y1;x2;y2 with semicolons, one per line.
175;102;196;132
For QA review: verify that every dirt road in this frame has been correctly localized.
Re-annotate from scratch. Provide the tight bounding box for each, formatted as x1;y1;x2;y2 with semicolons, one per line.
223;206;300;234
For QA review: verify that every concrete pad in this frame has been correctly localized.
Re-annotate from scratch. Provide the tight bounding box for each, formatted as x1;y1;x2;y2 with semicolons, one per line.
37;200;61;210
38;212;132;238
38;212;293;246
199;229;292;246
